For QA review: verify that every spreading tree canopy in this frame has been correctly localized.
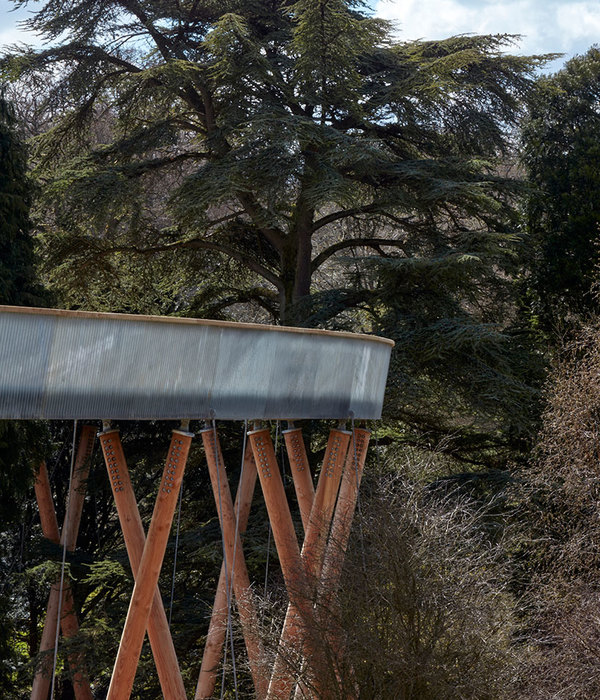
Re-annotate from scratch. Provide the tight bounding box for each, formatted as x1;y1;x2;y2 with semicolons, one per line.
0;92;45;304
3;1;545;325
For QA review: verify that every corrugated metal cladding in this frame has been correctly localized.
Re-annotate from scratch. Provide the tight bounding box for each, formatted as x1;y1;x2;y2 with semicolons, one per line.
0;307;393;421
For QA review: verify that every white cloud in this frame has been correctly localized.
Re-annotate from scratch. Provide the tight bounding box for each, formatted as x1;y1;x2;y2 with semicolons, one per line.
0;26;42;49
555;3;600;48
0;2;44;50
375;0;600;64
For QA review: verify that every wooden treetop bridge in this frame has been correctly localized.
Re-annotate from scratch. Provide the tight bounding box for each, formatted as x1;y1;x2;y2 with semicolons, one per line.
0;305;393;700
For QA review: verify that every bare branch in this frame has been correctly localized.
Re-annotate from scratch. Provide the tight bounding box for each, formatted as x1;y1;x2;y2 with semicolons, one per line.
312;202;416;232
35;42;144;73
236;192;286;252
311;237;408;272
99;238;283;291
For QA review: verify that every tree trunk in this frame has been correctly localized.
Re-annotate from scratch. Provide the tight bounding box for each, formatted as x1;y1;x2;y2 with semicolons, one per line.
293;227;312;307
279;243;297;325
282;203;313;326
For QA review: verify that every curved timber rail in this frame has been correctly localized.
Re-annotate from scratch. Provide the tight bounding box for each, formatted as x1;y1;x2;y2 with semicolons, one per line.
0;305;393;421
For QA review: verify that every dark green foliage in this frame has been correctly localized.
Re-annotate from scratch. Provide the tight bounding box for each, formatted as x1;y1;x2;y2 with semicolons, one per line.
365;234;545;465
1;3;552;458
2;3;547;328
521;47;600;335
0;4;572;695
0;94;46;306
0;422;49;697
0;92;51;696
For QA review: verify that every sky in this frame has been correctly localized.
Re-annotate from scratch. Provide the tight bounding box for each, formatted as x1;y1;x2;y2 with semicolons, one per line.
374;0;600;71
0;0;598;73
0;1;39;49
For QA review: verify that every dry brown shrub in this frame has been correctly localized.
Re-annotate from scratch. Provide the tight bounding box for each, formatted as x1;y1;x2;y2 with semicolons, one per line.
515;322;600;698
260;470;520;700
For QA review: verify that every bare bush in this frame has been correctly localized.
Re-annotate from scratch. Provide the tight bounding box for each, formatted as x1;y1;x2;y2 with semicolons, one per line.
260;470;519;700
515;322;600;698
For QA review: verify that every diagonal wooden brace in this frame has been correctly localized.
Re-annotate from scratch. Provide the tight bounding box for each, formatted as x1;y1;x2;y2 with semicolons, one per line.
195;437;260;700
308;428;371;700
301;429;351;587
248;428;319;700
283;428;314;534
105;428;192;700
319;428;370;608
267;429;351;700
32;424;96;700
200;427;268;699
98;428;187;700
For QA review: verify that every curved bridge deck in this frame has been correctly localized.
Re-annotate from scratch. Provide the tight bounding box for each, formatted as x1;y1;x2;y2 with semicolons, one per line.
0;306;393;420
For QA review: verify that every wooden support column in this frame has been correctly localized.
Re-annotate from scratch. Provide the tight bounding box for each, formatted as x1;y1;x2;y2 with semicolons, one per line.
98;428;187;700
248;428;318;700
283;427;314;534
32;425;96;700
301;429;351;585
106;428;192;700
319;428;370;603
195;440;259;700
200;427;268;699
308;428;371;700
268;429;351;700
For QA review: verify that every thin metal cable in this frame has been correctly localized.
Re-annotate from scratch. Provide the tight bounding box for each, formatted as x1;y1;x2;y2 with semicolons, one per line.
169;471;184;627
274;421;281;472
280;420;286;483
50;419;78;700
374;421;380;472
48;440;68;481
351;417;367;574
220;420;248;692
212;420;239;700
90;440;103;550
263;522;272;599
263;421;280;598
228;421;247;608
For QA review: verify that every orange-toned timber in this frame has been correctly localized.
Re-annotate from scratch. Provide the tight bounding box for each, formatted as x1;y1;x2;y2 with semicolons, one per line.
268;429;351;699
98;429;187;700
105;429;192;700
200;428;268;699
307;428;371;700
31;425;96;700
248;428;318;700
319;428;371;605
283;428;315;534
196;439;260;700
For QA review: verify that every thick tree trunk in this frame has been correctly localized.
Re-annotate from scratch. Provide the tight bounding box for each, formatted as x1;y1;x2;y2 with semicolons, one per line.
293;227;312;300
281;221;313;326
279;244;296;325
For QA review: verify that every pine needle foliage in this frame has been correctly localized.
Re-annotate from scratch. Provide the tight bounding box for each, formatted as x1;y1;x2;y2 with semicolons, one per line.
0;92;46;306
0;91;51;695
521;47;600;335
2;4;548;330
1;4;553;459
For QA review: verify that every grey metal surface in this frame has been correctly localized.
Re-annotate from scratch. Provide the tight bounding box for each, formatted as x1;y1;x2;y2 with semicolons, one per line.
0;306;393;420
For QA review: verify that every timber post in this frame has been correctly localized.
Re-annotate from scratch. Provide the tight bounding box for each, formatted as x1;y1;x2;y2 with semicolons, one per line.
105;427;192;700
